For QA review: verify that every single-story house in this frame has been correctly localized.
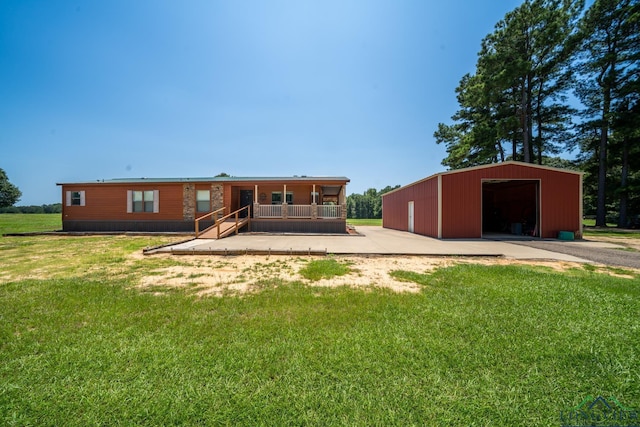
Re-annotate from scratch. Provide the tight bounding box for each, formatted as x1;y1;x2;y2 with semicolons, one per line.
58;176;349;234
381;161;582;239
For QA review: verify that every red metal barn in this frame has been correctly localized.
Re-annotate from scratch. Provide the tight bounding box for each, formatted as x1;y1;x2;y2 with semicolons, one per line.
382;161;583;239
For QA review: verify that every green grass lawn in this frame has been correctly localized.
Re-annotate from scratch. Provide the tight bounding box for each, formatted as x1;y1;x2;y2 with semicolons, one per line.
0;213;62;234
582;218;619;228
347;218;382;226
1;218;639;425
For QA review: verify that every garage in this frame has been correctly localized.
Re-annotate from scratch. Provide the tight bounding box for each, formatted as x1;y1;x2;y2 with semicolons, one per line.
482;180;539;237
382;161;582;239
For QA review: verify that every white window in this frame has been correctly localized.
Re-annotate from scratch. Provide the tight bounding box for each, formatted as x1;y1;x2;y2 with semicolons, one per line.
196;190;210;212
271;191;294;204
271;192;282;205
66;191;85;206
127;190;159;213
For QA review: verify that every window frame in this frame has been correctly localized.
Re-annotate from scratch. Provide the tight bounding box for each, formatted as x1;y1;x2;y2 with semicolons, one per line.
66;190;85;207
271;191;282;205
196;190;211;213
127;190;159;213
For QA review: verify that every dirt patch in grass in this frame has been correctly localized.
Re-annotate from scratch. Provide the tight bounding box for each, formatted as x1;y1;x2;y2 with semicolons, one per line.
136;254;631;297
4;234;637;295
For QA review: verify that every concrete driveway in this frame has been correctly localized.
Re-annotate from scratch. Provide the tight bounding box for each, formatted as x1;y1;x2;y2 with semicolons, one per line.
150;226;619;263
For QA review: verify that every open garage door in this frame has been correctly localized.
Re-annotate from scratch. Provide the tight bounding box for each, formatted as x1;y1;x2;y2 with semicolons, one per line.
482;180;540;238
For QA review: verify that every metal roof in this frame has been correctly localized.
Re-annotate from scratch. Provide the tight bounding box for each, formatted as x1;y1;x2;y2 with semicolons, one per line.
57;176;350;185
381;160;582;198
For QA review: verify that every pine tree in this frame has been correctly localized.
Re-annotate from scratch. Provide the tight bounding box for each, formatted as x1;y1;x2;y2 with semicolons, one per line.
572;0;639;226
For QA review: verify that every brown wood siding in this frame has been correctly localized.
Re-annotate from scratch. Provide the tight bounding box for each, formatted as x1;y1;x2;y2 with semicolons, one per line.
60;178;349;232
223;183;232;214
62;183;186;221
255;184;316;205
382;176;438;237
228;184;324;207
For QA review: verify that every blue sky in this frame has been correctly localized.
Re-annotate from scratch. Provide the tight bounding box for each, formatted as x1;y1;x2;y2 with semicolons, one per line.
1;0;528;205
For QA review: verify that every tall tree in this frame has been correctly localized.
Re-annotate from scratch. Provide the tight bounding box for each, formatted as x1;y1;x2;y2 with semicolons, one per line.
573;0;639;226
436;0;583;168
434;73;505;169
346;185;400;219
0;168;22;208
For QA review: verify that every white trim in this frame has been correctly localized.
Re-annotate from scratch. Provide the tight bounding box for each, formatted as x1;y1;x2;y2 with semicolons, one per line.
66;190;85;206
480;178;542;238
437;175;442;239
538;181;542;238
578;174;583;237
408;201;414;233
127;190;133;213
153;190;159;213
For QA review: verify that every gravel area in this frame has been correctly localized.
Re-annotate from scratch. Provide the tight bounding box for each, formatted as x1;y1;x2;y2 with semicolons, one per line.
512;240;640;269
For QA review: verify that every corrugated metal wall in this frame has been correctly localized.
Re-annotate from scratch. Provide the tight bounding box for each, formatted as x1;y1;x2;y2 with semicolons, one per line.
539;173;582;238
441;163;581;238
382;176;439;237
383;162;582;239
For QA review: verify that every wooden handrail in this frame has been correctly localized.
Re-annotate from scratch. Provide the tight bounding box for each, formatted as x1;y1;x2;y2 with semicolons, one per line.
212;205;250;239
197;205;250;238
195;207;226;237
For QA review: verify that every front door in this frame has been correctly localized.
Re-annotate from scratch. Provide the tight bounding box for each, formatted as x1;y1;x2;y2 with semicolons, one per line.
239;190;253;218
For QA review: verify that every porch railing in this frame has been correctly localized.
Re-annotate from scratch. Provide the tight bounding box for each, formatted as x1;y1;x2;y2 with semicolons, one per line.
257;204;343;219
318;204;342;219
194;207;226;236
288;204;312;218
259;204;282;218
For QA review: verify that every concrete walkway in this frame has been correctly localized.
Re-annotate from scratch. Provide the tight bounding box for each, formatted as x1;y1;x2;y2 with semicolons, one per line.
148;226;620;263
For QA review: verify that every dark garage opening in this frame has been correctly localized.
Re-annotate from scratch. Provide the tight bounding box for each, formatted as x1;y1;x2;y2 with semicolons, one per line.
482;180;539;238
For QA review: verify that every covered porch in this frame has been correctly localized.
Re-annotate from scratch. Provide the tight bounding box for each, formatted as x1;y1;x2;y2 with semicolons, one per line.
228;179;348;233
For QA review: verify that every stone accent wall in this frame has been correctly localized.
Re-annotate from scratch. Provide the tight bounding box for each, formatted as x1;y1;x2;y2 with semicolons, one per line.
183;184;195;220
212;184;224;211
339;186;347;219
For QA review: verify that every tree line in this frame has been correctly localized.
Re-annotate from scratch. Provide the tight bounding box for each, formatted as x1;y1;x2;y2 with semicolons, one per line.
434;0;639;227
0;204;62;214
346;186;400;219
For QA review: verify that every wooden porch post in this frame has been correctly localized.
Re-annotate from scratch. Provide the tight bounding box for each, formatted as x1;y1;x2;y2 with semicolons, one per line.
312;184;318;219
282;184;287;219
253;184;260;219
